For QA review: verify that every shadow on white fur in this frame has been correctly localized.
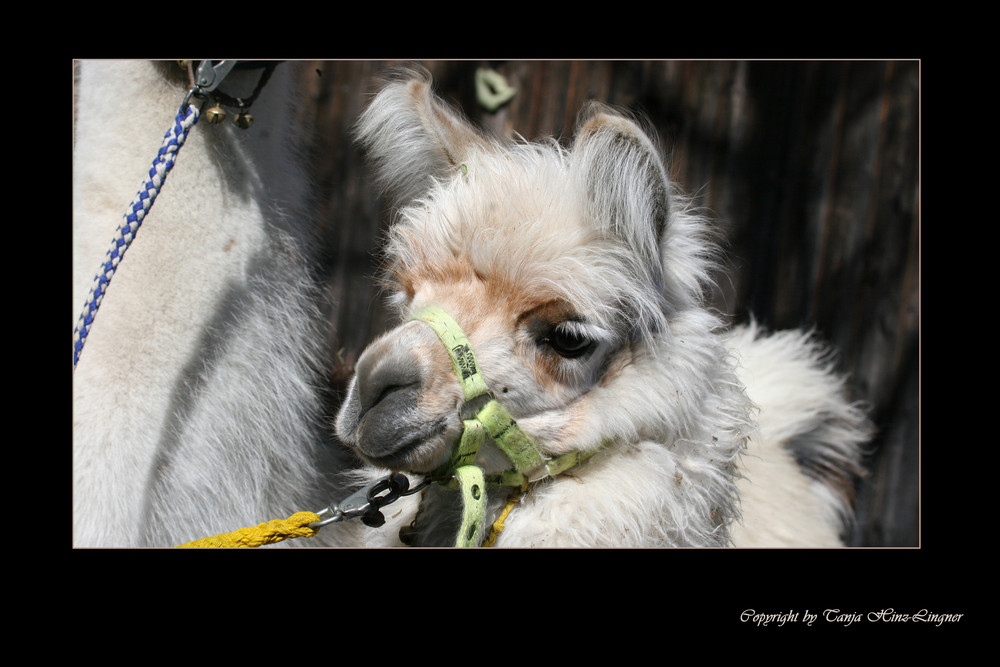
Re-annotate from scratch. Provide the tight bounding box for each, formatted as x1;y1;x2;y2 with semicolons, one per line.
73;61;358;547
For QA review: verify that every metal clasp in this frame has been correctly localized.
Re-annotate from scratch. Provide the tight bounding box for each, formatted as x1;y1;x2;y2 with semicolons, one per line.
310;472;437;530
183;60;238;109
194;60;237;93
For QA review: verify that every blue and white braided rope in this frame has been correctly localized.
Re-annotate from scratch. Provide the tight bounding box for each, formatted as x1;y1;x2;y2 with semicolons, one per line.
73;102;201;367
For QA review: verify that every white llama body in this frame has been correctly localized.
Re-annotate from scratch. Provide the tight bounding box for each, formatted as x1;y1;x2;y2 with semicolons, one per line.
73;61;355;547
336;70;869;548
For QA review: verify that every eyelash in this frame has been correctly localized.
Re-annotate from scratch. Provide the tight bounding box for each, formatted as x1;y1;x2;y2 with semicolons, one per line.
542;322;594;359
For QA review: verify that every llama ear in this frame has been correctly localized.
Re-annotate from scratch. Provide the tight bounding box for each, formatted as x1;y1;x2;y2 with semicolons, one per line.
355;68;491;206
571;103;671;271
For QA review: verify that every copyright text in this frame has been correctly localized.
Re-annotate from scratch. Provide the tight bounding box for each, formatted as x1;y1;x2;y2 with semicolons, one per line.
740;608;963;628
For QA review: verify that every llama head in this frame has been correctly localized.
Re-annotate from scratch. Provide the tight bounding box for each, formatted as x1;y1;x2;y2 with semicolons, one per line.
336;70;719;475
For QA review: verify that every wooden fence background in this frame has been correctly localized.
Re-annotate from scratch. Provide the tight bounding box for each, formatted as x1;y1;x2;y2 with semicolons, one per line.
283;60;920;547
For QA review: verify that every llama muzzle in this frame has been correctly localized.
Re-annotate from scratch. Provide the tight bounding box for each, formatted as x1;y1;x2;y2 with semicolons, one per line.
336;319;462;472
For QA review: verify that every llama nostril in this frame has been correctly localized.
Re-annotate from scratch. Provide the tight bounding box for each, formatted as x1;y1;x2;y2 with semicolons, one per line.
359;381;418;421
355;344;424;420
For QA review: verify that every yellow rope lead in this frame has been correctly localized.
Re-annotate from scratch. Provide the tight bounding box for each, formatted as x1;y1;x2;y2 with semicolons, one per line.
482;483;531;547
176;511;322;548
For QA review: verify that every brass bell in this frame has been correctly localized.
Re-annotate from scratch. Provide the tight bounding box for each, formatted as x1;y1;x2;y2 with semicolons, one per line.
234;112;254;130
205;104;227;124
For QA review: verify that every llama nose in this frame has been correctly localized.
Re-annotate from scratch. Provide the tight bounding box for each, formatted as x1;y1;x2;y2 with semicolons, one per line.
354;333;424;420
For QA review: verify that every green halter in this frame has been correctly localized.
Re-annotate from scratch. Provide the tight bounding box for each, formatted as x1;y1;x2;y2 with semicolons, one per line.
413;305;598;547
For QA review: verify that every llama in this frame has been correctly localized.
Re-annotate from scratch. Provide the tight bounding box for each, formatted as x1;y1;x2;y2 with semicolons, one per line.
334;70;870;547
73;60;358;547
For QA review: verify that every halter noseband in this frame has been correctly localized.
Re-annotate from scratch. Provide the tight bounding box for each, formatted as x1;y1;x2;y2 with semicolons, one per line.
412;306;598;546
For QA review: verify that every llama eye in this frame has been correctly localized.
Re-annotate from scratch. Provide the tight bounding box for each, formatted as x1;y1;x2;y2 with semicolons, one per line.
545;324;593;359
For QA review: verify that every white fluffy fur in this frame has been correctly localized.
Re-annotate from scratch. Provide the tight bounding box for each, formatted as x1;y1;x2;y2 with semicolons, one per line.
337;69;869;548
73;61;356;547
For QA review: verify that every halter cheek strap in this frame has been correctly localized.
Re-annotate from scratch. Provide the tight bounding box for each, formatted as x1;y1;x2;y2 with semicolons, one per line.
416;306;490;402
415;306;548;474
413;306;495;547
413;306;597;547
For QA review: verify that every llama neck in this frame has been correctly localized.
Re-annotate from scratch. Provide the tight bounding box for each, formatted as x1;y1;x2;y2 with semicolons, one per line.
73;61;342;547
